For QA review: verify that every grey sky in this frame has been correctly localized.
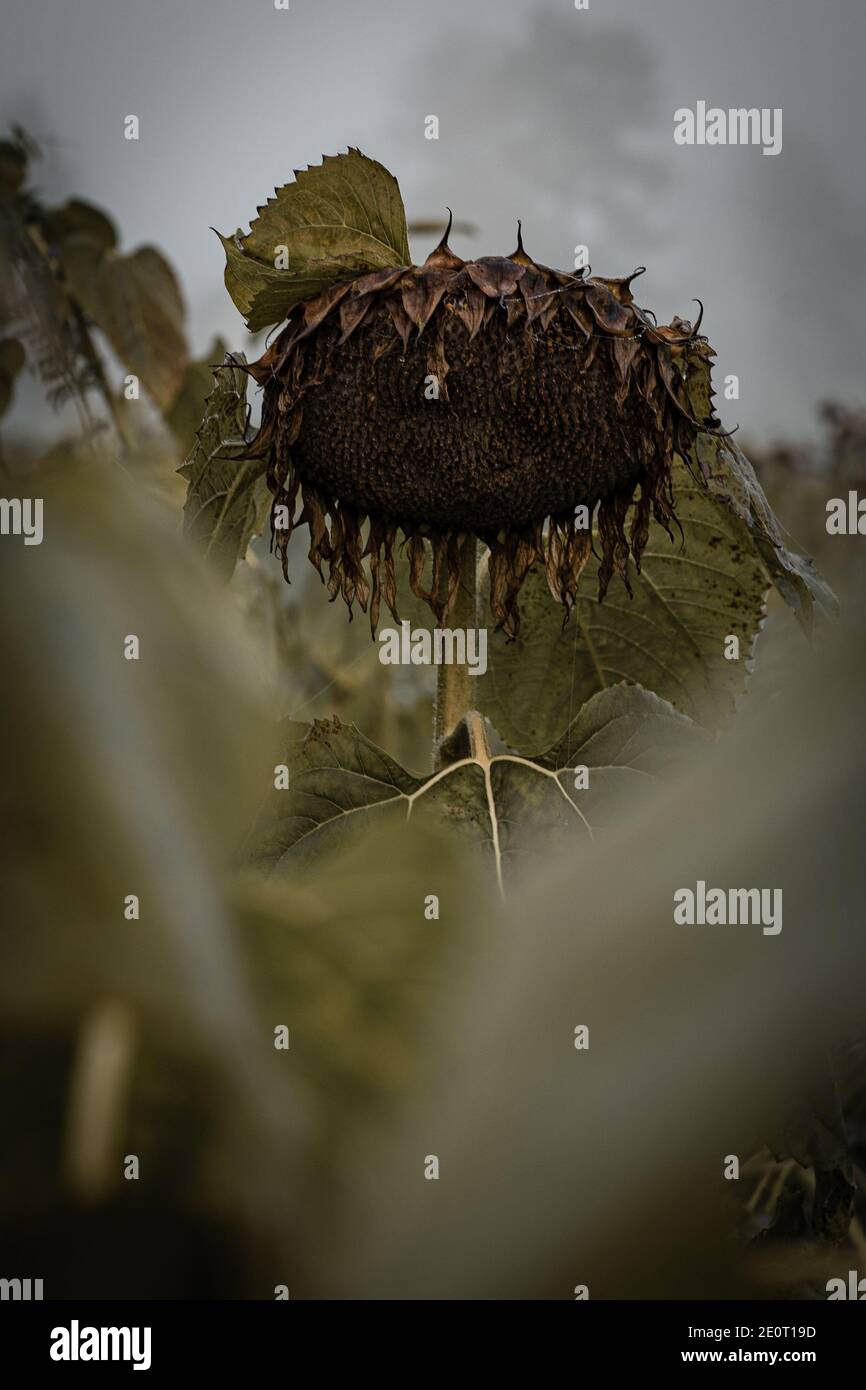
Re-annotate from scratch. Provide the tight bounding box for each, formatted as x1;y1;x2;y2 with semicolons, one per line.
3;0;864;442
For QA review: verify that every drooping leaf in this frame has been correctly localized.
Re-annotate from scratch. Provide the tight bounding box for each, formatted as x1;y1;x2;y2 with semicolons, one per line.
58;237;188;409
164;335;229;453
680;344;836;635
220;149;411;333
478;457;769;752
180;353;268;581
245;685;705;888
694;432;837;635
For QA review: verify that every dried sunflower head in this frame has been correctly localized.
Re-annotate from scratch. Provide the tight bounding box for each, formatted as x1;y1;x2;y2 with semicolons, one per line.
245;209;722;637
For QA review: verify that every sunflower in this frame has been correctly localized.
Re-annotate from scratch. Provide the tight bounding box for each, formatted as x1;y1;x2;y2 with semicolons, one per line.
230;153;724;636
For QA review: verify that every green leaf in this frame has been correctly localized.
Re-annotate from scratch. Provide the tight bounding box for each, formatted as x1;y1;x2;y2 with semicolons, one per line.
180;353;268;582
220;149;411;333
59;237;188;409
478;457;770;752
245;685;705;889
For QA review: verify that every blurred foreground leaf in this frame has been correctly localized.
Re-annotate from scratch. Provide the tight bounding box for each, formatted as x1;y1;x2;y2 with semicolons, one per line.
0;334;25;417
59;238;188;410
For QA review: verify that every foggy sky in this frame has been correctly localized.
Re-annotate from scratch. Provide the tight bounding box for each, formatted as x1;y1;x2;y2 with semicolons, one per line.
3;0;864;443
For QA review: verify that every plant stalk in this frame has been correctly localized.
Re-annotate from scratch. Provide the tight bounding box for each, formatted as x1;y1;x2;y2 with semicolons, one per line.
433;533;479;766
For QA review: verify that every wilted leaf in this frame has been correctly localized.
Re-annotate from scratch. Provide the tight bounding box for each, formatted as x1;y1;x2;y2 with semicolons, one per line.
695;432;837;635
180;353;267;582
478;458;769;752
681;346;836;635
59;237;188;409
245;684;704;888
164;335;228;453
220;149;411;333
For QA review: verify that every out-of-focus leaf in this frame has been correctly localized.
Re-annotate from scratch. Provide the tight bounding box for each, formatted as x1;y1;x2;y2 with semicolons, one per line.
180;353;267;582
0;336;25;374
0;139;28;202
478;458;768;752
0;209;103;415
327;605;866;1302
233;536;436;773
0;450;276;1047
220;149;411;333
0;448;313;1282
42;199;118;254
408;217;477;238
245;684;704;886
0;335;25;418
59;237;188;409
233;816;478;1172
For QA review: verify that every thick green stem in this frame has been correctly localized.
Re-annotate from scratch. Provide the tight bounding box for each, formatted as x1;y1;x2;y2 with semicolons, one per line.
433;534;479;766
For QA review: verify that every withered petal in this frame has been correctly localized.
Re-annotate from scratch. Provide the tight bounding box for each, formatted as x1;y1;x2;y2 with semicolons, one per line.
466;257;527;298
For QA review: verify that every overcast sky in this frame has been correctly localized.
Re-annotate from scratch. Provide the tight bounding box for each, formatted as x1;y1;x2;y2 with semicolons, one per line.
3;0;864;442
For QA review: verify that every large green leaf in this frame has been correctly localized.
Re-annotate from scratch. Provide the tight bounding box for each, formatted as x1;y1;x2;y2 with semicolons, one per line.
180;353;268;582
245;684;705;890
220;149;411;333
478;457;770;752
